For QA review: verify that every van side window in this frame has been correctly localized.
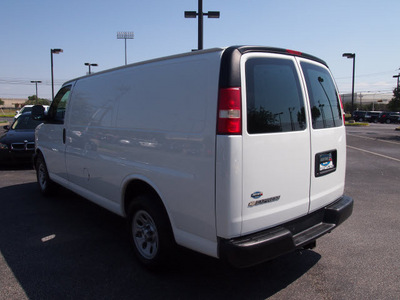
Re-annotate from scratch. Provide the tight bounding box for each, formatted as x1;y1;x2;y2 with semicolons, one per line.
301;62;342;129
48;86;71;124
246;58;306;134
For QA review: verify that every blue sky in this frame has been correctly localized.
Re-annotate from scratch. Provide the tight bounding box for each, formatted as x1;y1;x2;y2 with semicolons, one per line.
1;0;399;100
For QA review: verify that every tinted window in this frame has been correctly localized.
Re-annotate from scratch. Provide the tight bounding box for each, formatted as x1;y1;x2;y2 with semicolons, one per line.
48;86;71;123
246;57;306;134
301;62;342;129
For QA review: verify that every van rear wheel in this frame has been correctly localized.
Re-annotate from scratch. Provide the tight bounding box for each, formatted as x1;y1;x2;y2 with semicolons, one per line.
128;194;174;268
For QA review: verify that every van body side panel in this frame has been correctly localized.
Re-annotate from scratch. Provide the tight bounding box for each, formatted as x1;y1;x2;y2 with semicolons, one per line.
66;72;123;205
65;51;222;253
215;135;243;238
39;125;68;180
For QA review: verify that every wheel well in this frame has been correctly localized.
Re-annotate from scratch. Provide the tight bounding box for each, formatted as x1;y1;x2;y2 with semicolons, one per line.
123;180;163;216
33;149;43;169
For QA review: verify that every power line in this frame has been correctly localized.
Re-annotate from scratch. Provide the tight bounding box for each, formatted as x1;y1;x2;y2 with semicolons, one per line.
0;79;65;86
335;70;395;80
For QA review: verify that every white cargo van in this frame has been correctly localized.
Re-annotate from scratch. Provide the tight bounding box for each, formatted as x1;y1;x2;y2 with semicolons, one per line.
33;46;353;268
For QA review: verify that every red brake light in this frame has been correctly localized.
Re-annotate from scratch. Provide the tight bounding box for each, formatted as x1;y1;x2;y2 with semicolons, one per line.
217;87;241;134
286;49;302;56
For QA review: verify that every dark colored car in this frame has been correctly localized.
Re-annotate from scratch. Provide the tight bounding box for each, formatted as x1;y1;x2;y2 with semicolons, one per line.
0;112;42;164
365;111;382;123
379;112;400;124
352;110;367;122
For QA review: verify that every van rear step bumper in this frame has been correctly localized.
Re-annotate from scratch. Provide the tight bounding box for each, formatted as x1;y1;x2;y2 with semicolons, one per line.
218;195;353;268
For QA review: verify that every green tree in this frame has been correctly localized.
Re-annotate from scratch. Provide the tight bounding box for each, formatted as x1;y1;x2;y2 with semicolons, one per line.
25;95;51;106
0;98;4;106
387;87;400;112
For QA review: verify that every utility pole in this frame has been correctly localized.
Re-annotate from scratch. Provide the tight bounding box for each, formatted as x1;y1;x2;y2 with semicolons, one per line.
30;80;42;105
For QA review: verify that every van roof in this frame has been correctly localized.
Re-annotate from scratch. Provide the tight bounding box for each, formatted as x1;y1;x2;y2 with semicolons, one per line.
63;46;328;86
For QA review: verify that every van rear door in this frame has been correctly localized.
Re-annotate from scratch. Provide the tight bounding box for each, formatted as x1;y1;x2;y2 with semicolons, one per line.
241;53;311;234
299;59;346;212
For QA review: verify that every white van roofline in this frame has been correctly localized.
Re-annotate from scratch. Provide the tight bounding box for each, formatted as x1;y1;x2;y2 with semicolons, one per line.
63;47;225;86
63;46;328;87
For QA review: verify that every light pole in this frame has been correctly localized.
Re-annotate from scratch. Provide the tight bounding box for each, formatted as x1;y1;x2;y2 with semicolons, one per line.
185;0;220;50
117;31;134;65
84;63;98;75
342;53;356;113
393;74;399;89
30;80;42;105
51;48;63;101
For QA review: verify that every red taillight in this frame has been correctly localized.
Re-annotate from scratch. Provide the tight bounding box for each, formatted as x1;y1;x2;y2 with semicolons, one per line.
339;94;345;125
286;49;302;56
217;87;241;134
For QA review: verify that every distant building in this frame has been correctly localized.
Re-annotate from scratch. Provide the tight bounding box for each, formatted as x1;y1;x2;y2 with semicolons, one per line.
0;98;26;108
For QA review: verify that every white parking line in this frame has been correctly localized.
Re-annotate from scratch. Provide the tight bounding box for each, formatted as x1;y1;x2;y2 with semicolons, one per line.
347;133;400;145
347;145;400;163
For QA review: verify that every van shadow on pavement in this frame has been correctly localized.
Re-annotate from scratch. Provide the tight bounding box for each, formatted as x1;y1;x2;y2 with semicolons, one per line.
0;182;321;299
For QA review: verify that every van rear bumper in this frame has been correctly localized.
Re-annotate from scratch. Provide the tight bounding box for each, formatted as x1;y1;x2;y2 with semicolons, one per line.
218;195;353;268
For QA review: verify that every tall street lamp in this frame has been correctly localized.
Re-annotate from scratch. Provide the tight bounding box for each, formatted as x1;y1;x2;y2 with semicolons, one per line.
30;80;42;105
51;48;63;101
117;31;134;65
393;74;399;89
84;63;98;75
342;53;356;113
185;0;220;50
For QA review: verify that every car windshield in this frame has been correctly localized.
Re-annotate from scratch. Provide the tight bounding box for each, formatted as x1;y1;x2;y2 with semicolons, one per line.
11;114;42;130
20;106;33;114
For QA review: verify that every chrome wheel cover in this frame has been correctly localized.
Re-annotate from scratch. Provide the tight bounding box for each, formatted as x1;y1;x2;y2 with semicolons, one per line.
132;210;159;259
38;162;47;191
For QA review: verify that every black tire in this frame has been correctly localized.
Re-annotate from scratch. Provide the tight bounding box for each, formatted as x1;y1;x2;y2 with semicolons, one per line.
35;154;55;196
127;194;175;268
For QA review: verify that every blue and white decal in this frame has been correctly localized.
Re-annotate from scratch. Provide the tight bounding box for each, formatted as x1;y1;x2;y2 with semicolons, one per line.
251;191;263;199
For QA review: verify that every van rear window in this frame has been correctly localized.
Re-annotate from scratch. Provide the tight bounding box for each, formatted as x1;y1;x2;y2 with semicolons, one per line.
301;62;342;129
245;57;306;134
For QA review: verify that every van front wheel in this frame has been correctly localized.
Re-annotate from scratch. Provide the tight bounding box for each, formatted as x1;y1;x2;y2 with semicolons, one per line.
128;195;174;268
35;154;55;196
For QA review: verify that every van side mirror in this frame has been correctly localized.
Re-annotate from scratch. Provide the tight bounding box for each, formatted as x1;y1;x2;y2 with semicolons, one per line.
31;105;46;120
3;125;10;131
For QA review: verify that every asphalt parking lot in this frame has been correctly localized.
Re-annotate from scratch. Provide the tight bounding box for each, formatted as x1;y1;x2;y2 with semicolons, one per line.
0;122;399;300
